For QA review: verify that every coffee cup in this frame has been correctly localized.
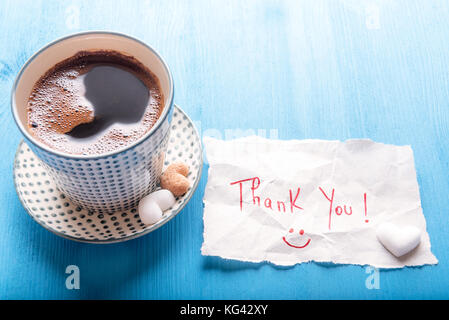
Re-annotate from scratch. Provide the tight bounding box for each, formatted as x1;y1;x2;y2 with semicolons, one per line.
11;31;174;213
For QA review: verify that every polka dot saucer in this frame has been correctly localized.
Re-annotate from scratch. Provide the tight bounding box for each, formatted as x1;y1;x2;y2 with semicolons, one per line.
13;105;202;243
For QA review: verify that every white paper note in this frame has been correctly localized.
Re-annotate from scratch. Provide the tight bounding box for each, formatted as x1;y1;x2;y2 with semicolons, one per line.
201;136;437;268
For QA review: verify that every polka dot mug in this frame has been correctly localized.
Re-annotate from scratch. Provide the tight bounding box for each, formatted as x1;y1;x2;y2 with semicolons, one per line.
11;32;174;214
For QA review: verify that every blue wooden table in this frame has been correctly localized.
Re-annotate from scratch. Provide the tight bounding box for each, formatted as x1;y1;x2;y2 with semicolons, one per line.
0;0;448;299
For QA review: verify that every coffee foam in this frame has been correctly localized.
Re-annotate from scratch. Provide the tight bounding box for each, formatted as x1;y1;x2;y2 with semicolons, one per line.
27;50;163;155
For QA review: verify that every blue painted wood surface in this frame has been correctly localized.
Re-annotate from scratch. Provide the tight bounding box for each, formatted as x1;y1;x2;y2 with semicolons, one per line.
0;0;448;299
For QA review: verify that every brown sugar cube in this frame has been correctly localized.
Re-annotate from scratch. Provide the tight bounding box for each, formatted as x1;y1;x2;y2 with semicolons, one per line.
160;162;190;196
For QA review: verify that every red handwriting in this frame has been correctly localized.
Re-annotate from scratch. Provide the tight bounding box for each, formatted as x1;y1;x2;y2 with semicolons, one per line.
229;177;369;233
318;186;368;230
282;228;311;249
364;193;368;223
230;177;303;213
282;237;311;248
230;177;260;211
318;187;335;230
290;188;303;212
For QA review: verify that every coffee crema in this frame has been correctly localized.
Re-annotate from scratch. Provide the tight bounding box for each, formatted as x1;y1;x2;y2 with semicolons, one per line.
27;50;164;155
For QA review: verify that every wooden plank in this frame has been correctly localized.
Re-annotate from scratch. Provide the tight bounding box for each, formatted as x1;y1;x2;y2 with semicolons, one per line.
0;0;447;299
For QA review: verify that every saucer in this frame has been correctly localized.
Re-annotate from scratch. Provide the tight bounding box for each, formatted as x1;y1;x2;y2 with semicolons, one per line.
13;105;202;243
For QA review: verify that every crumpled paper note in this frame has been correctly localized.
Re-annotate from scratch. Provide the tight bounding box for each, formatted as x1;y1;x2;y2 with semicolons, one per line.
201;136;437;268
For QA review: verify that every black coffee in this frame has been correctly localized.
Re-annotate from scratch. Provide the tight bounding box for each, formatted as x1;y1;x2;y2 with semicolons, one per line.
27;50;163;155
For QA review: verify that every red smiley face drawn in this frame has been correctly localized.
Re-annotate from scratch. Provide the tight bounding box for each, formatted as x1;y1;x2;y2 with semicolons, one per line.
282;228;311;249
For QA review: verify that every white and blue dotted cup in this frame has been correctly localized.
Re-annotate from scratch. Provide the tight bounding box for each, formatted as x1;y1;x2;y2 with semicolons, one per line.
11;32;174;214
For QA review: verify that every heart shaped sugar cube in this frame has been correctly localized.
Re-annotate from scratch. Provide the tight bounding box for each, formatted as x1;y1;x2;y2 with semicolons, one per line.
376;222;421;257
138;189;176;225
